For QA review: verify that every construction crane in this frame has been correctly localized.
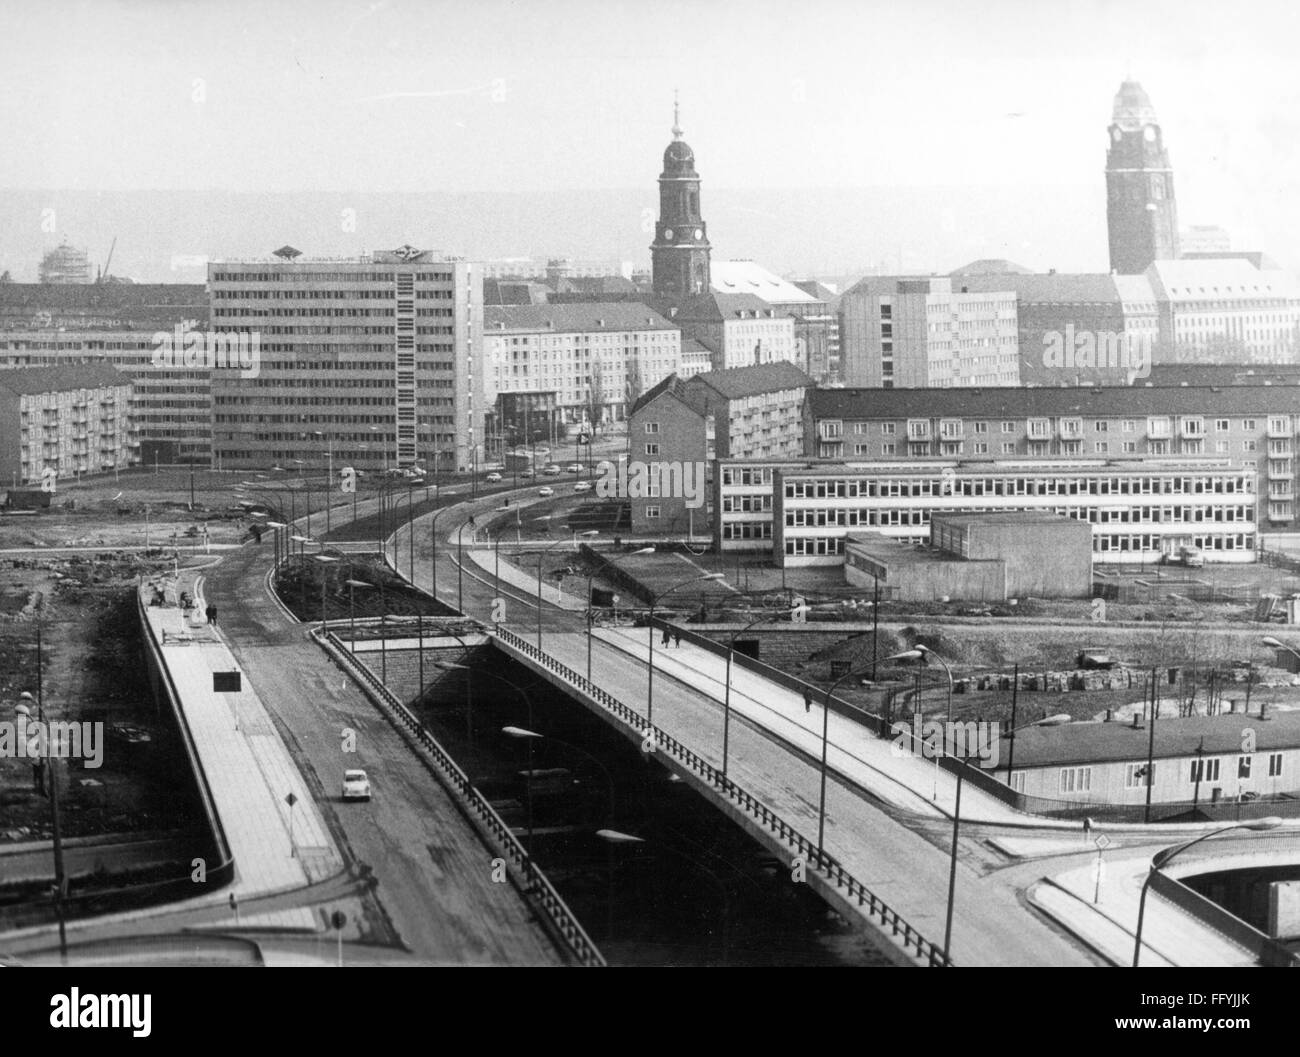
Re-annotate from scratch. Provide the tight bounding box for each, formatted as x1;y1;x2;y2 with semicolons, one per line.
95;237;116;283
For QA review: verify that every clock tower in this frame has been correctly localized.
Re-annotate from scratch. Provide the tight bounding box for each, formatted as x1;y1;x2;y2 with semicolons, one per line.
651;95;712;299
1105;80;1179;274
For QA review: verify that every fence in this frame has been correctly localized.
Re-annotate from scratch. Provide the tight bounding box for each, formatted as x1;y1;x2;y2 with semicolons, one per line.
318;628;605;968
492;625;950;966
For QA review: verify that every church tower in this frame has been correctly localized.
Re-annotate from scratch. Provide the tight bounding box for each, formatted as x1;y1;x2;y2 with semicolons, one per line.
651;95;711;299
1106;80;1179;274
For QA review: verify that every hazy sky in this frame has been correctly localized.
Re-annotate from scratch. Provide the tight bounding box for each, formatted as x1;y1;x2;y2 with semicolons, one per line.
3;0;1299;272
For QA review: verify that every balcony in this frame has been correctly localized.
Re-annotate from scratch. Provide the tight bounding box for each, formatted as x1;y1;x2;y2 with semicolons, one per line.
906;419;931;440
1057;418;1084;439
1179;418;1205;438
1268;420;1293;439
1147;420;1172;440
1268;461;1293;479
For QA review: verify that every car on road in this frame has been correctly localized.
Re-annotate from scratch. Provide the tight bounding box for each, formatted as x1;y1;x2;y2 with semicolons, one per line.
517;469;534;479
574;481;592;492
538;487;555;497
566;464;584;474
485;472;502;483
342;769;372;801
542;464;562;476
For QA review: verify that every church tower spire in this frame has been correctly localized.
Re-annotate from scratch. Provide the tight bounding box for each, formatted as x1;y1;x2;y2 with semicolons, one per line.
651;95;711;299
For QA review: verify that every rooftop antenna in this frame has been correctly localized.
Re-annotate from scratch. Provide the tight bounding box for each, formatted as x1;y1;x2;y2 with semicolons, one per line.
96;236;116;283
672;89;683;140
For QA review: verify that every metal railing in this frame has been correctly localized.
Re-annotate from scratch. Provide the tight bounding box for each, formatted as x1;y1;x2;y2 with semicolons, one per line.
317;629;604;967
492;625;950;966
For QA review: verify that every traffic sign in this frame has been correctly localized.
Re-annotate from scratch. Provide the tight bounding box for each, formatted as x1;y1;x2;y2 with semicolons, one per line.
1094;834;1111;850
285;792;298;807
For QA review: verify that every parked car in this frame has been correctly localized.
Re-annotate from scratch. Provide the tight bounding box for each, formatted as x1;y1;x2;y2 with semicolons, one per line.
538;487;555;497
485;472;502;483
342;769;372;801
574;481;592;492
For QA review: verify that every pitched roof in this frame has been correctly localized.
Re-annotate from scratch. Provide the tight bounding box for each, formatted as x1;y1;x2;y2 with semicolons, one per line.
983;708;1300;771
628;372;707;418
658;291;778;322
483;301;677;333
0;363;129;395
955;272;1124;303
686;360;813;401
710;260;820;305
807;384;1300;420
1146;259;1299;301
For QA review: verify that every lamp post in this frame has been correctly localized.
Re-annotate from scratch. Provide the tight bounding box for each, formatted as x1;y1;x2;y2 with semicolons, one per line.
526;532;599;649
344;578;372;653
721;601;816;781
595;829;730;965
1132;817;1283;966
505;726;615;823
584;547;654;681
314;554;339;630
455;518;476;615
814;666;871;859
19;637;67;960
646;573;726;727
265;520;286;569
428;503;460;604
888;644;954;722
312;430;334;536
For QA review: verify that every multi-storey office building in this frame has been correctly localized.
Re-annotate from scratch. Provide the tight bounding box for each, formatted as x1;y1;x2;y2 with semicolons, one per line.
838;276;1019;388
805;386;1299;528
483;302;680;426
208;249;483;474
0;364;133;486
0;283;211;463
714;456;1258;567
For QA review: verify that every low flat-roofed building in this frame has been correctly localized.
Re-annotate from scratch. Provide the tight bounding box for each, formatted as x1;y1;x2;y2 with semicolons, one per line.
845;513;1091;602
984;708;1300;808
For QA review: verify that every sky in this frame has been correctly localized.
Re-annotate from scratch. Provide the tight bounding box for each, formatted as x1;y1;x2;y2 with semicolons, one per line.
2;0;1299;275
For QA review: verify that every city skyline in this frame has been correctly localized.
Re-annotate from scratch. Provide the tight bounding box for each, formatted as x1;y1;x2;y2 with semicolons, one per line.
3;0;1300;278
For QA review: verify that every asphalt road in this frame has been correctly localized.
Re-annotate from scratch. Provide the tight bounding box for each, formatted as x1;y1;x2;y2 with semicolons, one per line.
202;531;563;965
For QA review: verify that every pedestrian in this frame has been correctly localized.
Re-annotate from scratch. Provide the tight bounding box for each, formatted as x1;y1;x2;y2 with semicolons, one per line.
206;604;218;626
673;630;681;648
1083;816;1093;841
804;688;814;714
661;625;671;647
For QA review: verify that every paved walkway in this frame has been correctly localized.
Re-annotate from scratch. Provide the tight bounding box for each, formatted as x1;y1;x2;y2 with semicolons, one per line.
146;572;344;893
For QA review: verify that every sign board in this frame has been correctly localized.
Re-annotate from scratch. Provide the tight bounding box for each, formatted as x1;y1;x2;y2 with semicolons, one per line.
1094;834;1111;851
213;671;242;693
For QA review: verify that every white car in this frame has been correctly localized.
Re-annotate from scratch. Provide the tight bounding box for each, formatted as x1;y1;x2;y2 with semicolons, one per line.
543;464;562;476
538;487;555;497
485;472;502;483
566;464;584;474
574;481;592;492
342;769;372;801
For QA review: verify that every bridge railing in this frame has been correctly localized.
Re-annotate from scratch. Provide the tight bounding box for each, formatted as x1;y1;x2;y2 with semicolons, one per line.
318;628;605;968
493;625;950;967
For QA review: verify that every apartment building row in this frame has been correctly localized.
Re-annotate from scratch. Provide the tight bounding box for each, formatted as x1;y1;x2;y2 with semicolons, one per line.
0;364;134;486
483;302;682;429
806;386;1300;527
624;362;814;534
839;258;1300;390
0;282;211;463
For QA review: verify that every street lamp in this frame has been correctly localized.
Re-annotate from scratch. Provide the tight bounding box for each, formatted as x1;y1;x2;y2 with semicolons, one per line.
504;726;616;828
314;554;339;630
595;829;730;965
527;532;599;649
344;578;372;653
265;520;286;568
888;644;954;722
646;572;725;727
18;671;67;961
813;666;872;859
1132;817;1284;966
584;547;654;681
